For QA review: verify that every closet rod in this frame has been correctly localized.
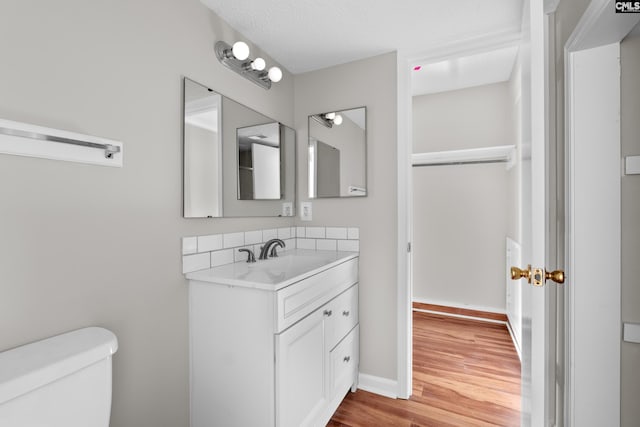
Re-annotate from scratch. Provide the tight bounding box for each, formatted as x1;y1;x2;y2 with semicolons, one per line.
0;126;121;159
412;159;508;167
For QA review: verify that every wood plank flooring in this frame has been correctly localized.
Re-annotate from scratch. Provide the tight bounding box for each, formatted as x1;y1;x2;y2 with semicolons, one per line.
328;310;521;426
412;302;509;323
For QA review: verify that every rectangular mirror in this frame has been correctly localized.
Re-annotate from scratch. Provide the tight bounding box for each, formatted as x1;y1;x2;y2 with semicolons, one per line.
183;77;296;218
308;107;367;198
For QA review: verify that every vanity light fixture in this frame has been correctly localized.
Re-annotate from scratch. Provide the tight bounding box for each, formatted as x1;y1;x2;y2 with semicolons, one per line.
215;40;283;90
311;112;343;128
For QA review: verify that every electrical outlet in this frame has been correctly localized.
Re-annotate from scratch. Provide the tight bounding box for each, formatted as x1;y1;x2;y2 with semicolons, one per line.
282;202;293;217
300;202;312;221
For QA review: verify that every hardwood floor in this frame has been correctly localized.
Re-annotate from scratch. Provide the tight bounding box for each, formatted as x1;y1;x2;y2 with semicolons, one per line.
412;302;509;323
328;310;521;426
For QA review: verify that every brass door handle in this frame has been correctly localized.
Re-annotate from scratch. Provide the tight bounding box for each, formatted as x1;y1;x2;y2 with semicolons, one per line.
546;270;565;284
511;265;565;286
511;265;532;283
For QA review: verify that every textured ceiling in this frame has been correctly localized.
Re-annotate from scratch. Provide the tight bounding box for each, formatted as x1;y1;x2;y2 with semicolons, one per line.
200;0;524;74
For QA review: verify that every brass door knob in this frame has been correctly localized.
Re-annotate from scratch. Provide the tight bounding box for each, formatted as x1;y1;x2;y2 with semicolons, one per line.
511;265;532;283
546;270;565;284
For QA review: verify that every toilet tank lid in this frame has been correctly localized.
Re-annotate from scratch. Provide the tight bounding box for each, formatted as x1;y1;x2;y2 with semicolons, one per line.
0;327;118;405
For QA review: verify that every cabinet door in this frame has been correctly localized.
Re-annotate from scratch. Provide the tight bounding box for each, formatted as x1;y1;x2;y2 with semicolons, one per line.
276;309;326;427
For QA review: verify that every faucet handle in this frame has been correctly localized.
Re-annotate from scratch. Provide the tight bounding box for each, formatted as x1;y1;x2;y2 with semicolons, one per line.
238;248;256;263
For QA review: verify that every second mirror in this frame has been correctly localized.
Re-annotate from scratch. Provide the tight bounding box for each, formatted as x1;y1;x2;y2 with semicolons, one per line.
308;107;367;198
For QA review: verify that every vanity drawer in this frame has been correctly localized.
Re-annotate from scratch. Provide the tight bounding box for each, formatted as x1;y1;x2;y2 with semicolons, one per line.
329;325;359;397
276;258;358;332
324;284;358;350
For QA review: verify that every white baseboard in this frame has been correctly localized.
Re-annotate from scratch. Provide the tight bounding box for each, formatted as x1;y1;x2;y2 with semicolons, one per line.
412;297;506;315
506;319;522;361
357;373;398;399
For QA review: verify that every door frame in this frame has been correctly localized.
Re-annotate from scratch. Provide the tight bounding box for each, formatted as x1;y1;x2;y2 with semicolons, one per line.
395;0;558;417
564;1;640;424
395;30;525;399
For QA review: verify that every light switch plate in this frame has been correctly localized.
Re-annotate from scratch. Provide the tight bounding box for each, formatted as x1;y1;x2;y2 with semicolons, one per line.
282;202;293;217
300;202;312;221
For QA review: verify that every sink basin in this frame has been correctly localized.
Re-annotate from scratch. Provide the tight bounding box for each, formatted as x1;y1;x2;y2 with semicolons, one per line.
185;249;358;290
248;254;329;272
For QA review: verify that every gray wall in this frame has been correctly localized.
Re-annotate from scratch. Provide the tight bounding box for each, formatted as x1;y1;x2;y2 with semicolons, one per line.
412;83;514;312
620;26;640;427
0;1;295;426
294;52;398;380
413;82;514;153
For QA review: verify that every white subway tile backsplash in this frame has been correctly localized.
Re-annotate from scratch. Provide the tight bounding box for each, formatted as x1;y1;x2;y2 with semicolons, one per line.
283;238;295;251
182;253;210;273
211;249;234;267
244;230;263;245
262;228;278;241
347;227;359;240
306;227;325;238
317;239;337;251
277;227;291;239
182;225;358;274
326;227;347;239
223;232;244;248
297;238;316;250
338;240;359;252
198;234;223;252
182;237;197;255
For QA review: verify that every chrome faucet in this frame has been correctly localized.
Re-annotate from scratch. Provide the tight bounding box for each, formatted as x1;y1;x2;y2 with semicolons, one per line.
259;239;285;260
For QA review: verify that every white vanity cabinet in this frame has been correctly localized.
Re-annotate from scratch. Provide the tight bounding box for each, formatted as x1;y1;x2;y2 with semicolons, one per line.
187;251;359;427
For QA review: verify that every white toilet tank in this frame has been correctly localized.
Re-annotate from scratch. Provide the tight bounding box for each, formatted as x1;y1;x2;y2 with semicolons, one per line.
0;327;118;427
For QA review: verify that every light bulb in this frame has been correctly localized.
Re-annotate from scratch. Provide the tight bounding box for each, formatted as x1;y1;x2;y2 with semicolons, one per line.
251;57;266;71
325;112;336;120
333;114;343;125
268;66;283;83
231;41;250;61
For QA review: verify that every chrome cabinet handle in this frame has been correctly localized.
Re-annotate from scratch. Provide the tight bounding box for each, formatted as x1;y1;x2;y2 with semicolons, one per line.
342;310;350;316
343;356;351;363
323;309;332;317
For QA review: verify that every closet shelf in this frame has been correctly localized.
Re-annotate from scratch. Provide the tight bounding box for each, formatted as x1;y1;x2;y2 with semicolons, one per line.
412;145;515;169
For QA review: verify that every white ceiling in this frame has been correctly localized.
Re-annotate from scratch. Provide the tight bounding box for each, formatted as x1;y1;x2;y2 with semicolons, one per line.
200;0;524;75
411;45;519;96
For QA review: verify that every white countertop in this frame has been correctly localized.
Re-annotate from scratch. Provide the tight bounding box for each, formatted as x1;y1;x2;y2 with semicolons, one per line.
185;249;358;291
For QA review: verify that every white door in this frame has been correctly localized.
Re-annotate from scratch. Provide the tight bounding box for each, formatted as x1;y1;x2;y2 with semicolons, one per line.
252;143;281;199
513;1;561;426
